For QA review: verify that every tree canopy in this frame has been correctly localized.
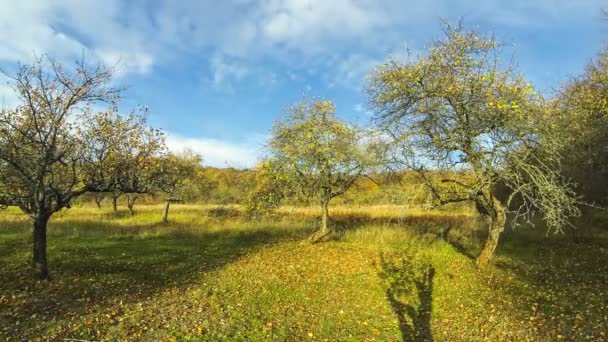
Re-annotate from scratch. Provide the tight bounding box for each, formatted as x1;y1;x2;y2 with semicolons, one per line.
367;23;580;265
266;99;374;242
157;150;203;223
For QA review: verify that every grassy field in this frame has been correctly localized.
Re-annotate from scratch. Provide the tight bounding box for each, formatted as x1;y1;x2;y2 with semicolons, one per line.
0;204;607;341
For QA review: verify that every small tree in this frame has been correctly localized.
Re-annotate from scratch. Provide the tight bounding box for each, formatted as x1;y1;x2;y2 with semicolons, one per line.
368;23;580;265
245;159;291;219
158;151;202;223
81;110;165;215
0;56;165;278
268;99;372;243
109;113;166;216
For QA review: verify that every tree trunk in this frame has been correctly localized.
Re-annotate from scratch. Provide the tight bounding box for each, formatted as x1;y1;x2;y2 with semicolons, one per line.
476;201;506;266
162;200;170;223
308;197;333;243
112;195;118;212
321;200;329;232
571;228;582;244
95;196;103;209
126;195;137;216
33;213;51;280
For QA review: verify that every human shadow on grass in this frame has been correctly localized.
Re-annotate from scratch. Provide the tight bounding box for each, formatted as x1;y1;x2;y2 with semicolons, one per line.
379;255;435;342
0;220;308;339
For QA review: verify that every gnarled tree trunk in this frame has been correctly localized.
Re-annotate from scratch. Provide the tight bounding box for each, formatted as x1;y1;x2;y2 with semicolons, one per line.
308;196;333;243
476;198;506;266
33;212;51;279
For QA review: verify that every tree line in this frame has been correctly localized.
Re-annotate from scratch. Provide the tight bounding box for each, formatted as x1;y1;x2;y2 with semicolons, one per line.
1;22;606;278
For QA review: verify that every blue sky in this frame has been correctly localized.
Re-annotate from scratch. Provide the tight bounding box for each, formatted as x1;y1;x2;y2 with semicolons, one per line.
0;0;606;168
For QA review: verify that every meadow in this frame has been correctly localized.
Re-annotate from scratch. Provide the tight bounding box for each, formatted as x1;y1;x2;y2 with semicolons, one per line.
1;204;607;341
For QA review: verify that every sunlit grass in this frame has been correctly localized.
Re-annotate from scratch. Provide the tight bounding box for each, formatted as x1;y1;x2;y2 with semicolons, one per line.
1;204;606;340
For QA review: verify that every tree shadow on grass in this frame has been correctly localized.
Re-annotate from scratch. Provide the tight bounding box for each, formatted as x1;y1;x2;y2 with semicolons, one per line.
322;211;484;260
329;211;474;234
442;231;481;260
0;220;308;339
467;226;608;340
379;255;435;342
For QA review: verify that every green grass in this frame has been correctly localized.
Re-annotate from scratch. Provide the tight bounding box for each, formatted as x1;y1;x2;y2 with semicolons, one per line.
0;204;607;341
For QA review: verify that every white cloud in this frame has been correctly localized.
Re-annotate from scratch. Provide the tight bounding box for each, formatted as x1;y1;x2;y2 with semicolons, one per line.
0;0;154;76
209;54;250;90
334;43;419;89
0;0;604;92
165;133;263;169
260;0;386;51
94;48;155;76
208;54;285;92
332;54;381;89
0;2;84;62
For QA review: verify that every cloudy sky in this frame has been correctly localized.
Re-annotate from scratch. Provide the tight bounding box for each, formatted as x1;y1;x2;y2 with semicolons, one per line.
0;0;605;168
